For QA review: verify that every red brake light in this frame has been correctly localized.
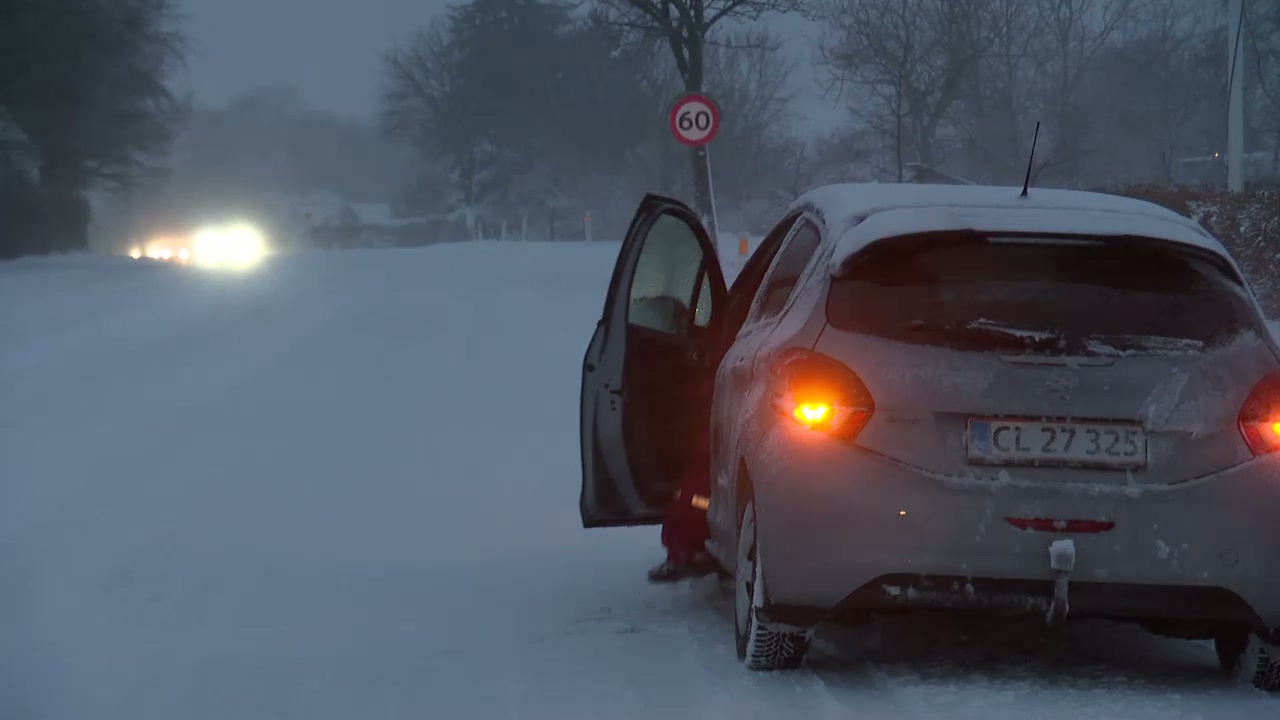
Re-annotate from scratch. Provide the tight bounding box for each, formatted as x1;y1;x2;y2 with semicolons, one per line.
769;348;875;442
1239;371;1280;456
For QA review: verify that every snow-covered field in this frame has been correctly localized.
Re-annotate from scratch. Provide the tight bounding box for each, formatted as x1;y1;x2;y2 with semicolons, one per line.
2;245;1277;719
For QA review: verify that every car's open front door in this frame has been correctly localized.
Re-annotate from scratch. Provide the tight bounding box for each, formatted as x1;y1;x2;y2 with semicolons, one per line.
580;194;727;528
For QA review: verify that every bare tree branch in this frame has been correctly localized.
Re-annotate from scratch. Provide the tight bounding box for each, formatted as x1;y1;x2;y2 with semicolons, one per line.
590;0;812;218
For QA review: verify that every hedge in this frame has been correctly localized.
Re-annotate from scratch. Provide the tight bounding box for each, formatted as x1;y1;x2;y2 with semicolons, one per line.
1103;185;1279;317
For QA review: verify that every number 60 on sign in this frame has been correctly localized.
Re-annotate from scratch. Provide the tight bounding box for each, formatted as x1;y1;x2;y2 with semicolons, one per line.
669;94;721;148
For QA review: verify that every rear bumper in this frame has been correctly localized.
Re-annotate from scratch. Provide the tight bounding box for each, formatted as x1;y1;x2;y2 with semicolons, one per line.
749;424;1280;632
762;577;1263;637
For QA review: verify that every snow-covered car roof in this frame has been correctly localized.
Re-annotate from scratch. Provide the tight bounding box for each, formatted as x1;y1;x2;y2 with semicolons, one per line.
787;183;1229;274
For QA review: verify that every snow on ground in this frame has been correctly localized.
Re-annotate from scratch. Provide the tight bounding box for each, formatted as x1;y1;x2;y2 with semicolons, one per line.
2;244;1277;720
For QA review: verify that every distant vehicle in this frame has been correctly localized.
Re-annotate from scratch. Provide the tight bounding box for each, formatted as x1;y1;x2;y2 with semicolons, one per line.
579;183;1280;690
127;221;268;269
129;229;193;262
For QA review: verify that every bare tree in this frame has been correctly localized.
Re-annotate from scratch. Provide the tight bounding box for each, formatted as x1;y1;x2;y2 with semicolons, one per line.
705;29;796;148
594;0;811;224
702;28;804;226
1246;0;1280;174
954;0;1047;183
817;0;989;180
1026;0;1143;183
381;16;494;225
1084;0;1219;183
805;125;878;186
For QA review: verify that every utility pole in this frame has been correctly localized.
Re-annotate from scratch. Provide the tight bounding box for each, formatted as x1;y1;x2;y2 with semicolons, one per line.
1227;0;1246;192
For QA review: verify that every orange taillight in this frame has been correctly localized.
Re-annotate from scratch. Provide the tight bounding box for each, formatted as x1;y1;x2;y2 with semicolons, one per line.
770;349;874;442
793;403;832;427
1239;371;1280;456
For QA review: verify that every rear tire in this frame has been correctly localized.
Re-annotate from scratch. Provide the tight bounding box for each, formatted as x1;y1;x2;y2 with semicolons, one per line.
1215;630;1280;692
734;501;810;670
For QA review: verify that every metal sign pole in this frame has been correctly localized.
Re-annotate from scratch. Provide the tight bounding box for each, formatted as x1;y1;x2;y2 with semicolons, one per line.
704;144;720;245
670;93;723;244
1226;0;1245;192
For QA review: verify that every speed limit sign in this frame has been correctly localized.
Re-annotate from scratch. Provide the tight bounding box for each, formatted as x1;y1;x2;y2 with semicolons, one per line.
669;94;721;147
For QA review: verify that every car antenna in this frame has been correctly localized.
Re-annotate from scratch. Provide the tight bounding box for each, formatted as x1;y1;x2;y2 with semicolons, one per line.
1020;121;1041;198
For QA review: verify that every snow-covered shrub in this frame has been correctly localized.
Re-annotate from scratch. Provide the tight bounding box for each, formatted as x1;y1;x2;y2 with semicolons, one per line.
1103;186;1280;316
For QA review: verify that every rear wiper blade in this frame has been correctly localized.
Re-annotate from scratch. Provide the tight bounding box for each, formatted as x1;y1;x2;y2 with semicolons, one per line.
908;320;1066;350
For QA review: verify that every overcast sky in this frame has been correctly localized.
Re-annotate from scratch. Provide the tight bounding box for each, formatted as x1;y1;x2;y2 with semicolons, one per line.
179;0;841;128
180;0;445;116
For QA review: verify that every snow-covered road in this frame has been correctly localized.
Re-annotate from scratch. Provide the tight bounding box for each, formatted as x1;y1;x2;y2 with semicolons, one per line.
2;246;1276;719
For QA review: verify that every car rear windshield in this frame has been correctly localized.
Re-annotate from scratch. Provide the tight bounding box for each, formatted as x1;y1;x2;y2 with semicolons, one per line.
826;234;1261;355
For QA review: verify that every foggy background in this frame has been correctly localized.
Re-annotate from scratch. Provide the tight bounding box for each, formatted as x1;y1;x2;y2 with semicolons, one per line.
2;0;1278;258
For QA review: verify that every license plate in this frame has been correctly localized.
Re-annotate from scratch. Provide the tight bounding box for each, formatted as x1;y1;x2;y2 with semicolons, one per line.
967;418;1147;470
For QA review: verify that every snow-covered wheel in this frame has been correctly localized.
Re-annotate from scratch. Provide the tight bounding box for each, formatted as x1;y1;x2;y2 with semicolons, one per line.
734;501;810;670
1215;630;1280;692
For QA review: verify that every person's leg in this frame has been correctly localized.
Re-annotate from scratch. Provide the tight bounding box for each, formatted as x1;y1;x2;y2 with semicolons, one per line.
648;444;713;583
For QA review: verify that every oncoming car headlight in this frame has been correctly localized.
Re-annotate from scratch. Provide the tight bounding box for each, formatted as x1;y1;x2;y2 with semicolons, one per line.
192;222;269;269
140;235;186;261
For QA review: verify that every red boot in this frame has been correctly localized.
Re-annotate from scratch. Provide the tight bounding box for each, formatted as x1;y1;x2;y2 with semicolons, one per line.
649;446;713;583
647;549;716;583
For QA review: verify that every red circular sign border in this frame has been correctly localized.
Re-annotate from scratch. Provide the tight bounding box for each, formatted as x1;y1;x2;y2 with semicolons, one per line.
669;94;721;148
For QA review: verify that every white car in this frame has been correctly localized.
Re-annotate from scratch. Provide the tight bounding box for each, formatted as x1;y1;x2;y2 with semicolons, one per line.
579;184;1280;689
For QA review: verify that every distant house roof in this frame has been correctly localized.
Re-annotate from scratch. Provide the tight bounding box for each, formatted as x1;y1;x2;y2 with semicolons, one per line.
276;193;407;227
279;191;349;221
